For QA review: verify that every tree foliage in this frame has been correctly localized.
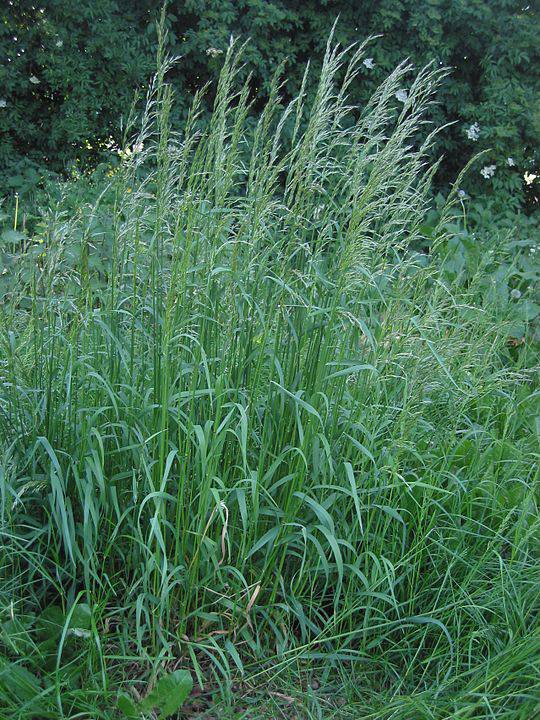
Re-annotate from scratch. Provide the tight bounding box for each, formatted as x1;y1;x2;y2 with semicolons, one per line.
1;0;538;206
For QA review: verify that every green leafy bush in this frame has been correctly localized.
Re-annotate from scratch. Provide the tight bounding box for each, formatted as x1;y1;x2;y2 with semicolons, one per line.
424;194;540;341
1;1;539;209
0;1;153;175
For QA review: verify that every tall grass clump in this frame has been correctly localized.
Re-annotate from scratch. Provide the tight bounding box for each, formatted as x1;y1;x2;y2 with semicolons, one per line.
1;22;538;719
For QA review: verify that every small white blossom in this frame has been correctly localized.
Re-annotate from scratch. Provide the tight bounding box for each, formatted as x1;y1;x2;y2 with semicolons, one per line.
466;122;480;141
524;172;537;185
457;189;467;199
29;75;40;84
118;141;144;161
480;164;496;179
363;57;375;69
507;157;515;167
395;89;408;103
510;288;522;300
206;47;223;58
0;99;6;108
56;40;63;48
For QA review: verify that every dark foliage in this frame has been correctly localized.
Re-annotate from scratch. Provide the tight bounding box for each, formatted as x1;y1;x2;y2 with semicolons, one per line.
1;0;538;206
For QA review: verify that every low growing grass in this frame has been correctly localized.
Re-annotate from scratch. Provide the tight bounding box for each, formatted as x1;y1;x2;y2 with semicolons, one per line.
1;26;539;719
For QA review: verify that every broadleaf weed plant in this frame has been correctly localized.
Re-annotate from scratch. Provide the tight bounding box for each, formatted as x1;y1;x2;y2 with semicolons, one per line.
1;19;538;720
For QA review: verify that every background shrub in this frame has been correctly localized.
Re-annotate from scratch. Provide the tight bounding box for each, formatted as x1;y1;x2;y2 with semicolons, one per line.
1;0;539;208
0;1;153;184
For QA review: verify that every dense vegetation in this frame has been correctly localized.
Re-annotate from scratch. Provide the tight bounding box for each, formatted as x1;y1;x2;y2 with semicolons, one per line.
1;20;539;718
1;0;539;210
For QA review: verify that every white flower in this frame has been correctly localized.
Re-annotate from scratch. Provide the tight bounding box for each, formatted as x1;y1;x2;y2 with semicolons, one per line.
29;75;40;84
466;122;480;141
206;47;223;58
480;164;496;179
395;89;408;103
510;288;522;300
457;189;467;199
507;157;515;167
363;57;375;69
118;141;144;161
56;40;63;48
524;172;537;185
0;99;6;108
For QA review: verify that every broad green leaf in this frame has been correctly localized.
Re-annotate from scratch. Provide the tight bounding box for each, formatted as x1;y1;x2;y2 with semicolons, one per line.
36;605;65;642
118;692;139;718
69;603;92;631
139;669;193;719
0;657;42;702
517;300;540;321
0;230;26;246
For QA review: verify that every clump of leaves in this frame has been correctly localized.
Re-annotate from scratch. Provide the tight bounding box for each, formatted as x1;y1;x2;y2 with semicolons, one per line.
118;670;193;719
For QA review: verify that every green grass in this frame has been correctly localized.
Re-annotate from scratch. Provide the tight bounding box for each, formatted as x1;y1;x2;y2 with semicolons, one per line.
1;24;539;719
